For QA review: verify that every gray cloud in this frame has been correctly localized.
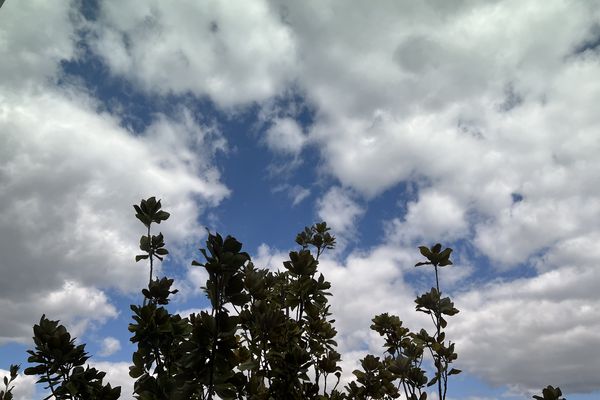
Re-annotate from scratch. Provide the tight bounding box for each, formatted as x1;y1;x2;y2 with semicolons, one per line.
91;0;298;107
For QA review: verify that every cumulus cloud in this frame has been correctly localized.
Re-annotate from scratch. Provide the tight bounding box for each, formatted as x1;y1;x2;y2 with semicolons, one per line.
264;117;307;155
0;0;230;344
279;0;600;269
452;266;600;394
252;243;290;271
0;87;229;341
0;281;117;345
0;369;36;400
3;0;600;396
386;188;469;244
317;187;364;246
98;336;121;357
0;0;77;90
284;2;600;392
90;362;135;400
91;0;297;107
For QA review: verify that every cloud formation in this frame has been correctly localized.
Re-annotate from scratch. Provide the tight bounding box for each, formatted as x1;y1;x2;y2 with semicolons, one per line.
91;0;297;107
2;0;600;396
0;2;230;343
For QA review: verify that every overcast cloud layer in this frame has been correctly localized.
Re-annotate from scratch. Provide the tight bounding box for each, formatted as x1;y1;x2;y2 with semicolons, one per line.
1;0;600;398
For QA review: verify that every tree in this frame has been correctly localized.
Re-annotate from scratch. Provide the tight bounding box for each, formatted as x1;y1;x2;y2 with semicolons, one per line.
2;197;564;399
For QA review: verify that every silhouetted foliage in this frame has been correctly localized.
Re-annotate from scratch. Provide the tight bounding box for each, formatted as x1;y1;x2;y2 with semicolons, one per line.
22;315;120;399
0;364;18;400
1;197;564;399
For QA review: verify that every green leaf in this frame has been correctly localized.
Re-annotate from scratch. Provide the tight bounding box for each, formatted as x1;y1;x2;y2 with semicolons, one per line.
155;248;169;256
135;254;149;262
418;246;432;258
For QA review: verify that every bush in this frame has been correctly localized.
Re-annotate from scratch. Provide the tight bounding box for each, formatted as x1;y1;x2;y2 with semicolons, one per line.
1;197;563;400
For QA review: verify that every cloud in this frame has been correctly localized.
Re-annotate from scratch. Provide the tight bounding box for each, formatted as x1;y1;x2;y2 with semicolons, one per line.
264;117;307;155
98;336;122;357
90;362;135;400
252;243;289;271
0;40;229;344
91;0;297;107
450;232;600;394
0;281;117;345
317;187;364;246
452;270;600;394
0;369;36;400
385;188;469;244
3;0;600;396
316;244;434;388
273;183;311;206
284;1;600;278
0;0;77;90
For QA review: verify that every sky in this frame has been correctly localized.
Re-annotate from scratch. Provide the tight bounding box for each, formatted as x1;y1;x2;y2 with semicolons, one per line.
1;0;599;399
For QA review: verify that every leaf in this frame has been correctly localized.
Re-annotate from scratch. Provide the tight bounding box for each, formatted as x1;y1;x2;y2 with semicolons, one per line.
155;210;170;221
135;255;149;262
448;368;461;375
418;246;432;258
427;375;438;387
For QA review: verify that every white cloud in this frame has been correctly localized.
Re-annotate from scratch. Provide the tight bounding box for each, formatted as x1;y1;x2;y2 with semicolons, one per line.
0;74;229;343
175;307;211;319
98;336;121;357
386;188;469;244
273;184;311;206
0;370;36;400
264;117;307;155
317;187;364;246
91;0;297;107
280;0;600;270
0;0;77;90
253;243;289;272
316;187;364;233
451;262;600;394
316;245;434;387
90;362;135;400
0;281;117;344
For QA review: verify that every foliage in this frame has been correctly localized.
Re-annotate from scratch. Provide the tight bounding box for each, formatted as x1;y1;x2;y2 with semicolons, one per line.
533;386;565;400
0;364;18;400
1;197;564;399
20;315;120;399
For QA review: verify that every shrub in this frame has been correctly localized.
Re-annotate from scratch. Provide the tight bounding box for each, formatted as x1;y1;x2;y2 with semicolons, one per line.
1;197;563;399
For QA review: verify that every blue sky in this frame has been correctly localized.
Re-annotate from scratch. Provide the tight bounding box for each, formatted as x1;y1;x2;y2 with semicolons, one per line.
1;1;600;399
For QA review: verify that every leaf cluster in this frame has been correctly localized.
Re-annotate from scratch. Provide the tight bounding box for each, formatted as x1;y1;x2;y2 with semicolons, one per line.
23;315;120;399
0;365;19;400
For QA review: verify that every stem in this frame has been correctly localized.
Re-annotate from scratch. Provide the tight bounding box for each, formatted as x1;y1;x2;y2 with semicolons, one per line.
332;373;341;392
148;225;153;286
401;379;410;399
207;274;222;400
434;264;443;400
44;368;58;400
443;364;449;399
